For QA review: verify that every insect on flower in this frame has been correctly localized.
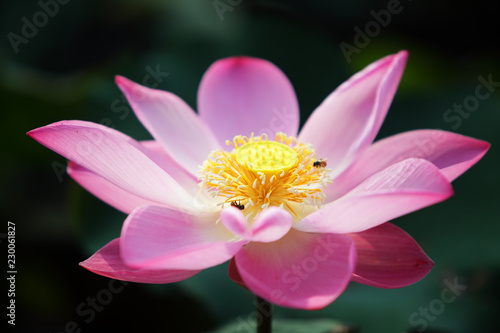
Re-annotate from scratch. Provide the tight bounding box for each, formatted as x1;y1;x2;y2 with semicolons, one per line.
313;159;327;168
231;200;245;210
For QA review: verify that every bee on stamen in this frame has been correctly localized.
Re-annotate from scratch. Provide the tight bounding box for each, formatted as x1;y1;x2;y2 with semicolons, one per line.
313;159;327;168
231;200;245;210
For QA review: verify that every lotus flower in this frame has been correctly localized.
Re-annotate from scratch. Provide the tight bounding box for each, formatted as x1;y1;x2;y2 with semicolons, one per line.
28;51;489;310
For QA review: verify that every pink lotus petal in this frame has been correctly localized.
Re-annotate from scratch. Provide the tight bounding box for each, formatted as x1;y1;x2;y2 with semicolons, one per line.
28;121;194;210
220;206;293;243
67;161;159;214
349;223;434;288
139;140;199;194
116;76;220;175
80;239;200;283
67;140;200;214
234;229;356;309
294;158;453;234
120;205;246;270
198;56;300;145
219;206;247;238
298;51;408;178
248;207;293;243
327;130;490;201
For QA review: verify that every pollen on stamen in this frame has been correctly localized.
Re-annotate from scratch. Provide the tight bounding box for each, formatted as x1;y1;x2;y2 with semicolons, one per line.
198;132;332;222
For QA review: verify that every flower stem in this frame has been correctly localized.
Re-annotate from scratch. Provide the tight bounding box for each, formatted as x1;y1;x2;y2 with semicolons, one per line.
256;296;273;333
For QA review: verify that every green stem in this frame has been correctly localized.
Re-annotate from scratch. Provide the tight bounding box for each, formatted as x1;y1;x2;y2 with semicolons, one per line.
256;296;273;333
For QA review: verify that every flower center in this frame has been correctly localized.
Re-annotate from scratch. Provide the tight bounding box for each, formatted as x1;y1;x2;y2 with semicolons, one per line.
199;133;331;222
234;141;297;174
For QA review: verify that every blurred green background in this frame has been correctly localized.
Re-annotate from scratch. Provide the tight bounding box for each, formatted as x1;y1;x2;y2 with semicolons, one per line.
2;0;499;332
